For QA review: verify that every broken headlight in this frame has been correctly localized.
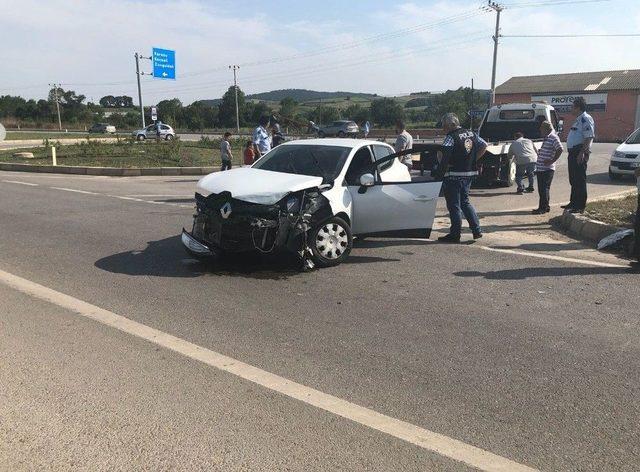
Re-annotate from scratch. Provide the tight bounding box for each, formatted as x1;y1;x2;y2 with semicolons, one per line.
285;195;301;214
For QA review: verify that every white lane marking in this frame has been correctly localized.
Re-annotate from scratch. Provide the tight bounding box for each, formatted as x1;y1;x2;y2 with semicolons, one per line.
480;246;628;268
2;180;38;186
0;268;537;472
126;194;194;197
45;185;193;209
51;187;100;195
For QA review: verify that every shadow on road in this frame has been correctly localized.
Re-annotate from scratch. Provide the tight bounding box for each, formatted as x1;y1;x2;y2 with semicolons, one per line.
95;235;399;280
454;266;633;280
587;172;636;186
491;242;587;252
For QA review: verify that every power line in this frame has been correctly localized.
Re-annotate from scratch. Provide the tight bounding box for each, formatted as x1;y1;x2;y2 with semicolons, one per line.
503;0;609;7
503;33;640;37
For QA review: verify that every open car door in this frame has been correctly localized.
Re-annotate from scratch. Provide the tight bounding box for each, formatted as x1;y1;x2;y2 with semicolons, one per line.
347;149;441;238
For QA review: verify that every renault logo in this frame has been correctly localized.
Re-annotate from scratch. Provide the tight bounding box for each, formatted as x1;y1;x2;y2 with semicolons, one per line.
220;202;232;219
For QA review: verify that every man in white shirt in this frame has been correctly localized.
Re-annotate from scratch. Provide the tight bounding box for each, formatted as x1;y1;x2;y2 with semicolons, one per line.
508;131;538;194
394;120;413;172
253;116;272;158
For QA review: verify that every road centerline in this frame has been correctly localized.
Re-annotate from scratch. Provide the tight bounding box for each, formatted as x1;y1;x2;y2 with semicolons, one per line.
0;267;538;472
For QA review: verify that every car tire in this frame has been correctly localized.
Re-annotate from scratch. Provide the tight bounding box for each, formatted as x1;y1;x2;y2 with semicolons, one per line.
165;134;174;141
309;216;353;267
609;169;622;181
499;157;517;187
318;131;325;138
137;134;146;141
338;131;346;138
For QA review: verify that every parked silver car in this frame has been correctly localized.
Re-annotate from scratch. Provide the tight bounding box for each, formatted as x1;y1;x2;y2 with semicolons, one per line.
132;123;175;141
318;120;359;138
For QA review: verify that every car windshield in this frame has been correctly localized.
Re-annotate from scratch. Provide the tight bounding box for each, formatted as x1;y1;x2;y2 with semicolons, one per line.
626;129;640;144
252;144;351;183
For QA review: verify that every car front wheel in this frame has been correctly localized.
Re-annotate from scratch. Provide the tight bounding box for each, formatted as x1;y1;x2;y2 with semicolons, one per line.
310;216;352;267
137;134;146;141
318;131;325;138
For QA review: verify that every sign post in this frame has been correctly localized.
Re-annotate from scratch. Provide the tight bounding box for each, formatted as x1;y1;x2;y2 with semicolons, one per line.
152;48;176;80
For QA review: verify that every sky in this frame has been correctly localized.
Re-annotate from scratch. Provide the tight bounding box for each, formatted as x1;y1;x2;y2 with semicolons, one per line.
1;0;639;105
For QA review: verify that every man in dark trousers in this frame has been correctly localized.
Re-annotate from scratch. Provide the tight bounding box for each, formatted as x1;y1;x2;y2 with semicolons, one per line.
436;113;488;243
634;168;640;267
563;97;595;213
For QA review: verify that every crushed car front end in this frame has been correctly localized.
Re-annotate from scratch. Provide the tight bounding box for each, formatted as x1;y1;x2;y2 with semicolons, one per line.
182;188;333;263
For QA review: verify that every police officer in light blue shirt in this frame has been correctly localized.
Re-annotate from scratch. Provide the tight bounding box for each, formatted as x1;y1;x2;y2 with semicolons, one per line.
564;96;595;212
253;115;272;158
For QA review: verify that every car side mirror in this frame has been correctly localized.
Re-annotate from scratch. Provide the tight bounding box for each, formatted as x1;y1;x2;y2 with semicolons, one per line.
358;173;375;194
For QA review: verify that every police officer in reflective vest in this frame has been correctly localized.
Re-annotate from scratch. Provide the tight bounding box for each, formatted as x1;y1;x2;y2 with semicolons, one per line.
436;113;488;243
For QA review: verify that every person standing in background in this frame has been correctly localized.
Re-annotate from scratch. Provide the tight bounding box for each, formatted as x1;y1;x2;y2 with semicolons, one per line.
220;132;233;171
563;97;595;213
508;131;537;194
394;120;413;172
253;116;272;159
532;121;563;215
634;168;640;267
363;120;371;138
243;140;255;166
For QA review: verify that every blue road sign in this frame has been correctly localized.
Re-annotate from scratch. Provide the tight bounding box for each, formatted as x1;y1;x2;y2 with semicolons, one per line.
152;47;176;80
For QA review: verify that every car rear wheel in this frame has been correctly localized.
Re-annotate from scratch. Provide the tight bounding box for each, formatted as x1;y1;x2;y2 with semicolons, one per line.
318;131;325;138
165;134;174;141
137;134;146;141
310;216;352;267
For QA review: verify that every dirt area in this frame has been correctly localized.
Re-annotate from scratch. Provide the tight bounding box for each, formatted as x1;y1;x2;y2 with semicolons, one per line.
584;194;638;229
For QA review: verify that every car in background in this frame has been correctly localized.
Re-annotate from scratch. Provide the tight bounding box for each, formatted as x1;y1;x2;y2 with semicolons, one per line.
317;120;359;138
132;123;175;141
88;123;116;134
181;139;440;269
609;128;640;181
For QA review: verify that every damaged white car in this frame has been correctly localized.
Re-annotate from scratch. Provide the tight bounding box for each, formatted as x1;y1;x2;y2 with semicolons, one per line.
181;139;441;269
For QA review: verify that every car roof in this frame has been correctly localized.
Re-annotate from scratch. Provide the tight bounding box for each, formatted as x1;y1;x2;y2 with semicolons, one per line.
494;103;554;110
279;138;388;149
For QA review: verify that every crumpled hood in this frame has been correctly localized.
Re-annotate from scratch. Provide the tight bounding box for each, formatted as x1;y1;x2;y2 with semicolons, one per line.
196;168;323;205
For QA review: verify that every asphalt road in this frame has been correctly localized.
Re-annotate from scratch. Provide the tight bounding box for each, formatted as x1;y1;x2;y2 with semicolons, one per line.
1;143;639;471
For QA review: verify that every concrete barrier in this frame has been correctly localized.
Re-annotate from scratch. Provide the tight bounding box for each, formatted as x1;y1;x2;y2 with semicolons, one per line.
0;162;215;176
559;210;622;244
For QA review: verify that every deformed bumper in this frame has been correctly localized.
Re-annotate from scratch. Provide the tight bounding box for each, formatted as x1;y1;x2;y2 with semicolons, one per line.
181;229;216;258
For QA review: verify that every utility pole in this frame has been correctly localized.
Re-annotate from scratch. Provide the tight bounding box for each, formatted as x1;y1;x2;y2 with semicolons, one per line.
488;1;503;106
471;78;475;129
229;65;240;133
49;83;62;131
134;52;147;128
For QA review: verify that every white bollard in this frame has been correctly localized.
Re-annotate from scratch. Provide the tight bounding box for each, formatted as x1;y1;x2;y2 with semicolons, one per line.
51;146;57;166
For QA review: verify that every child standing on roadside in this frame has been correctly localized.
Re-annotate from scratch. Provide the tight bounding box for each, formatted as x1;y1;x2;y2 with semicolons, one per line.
220;132;233;171
243;140;255;166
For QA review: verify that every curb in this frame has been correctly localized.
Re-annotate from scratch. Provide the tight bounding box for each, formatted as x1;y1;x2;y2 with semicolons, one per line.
0;162;216;176
557;210;624;244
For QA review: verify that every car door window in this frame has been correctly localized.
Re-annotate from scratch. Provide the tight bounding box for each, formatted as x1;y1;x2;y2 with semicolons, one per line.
372;145;394;174
344;146;374;186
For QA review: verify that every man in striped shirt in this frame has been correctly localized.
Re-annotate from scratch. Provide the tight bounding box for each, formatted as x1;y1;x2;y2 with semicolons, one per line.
532;121;563;215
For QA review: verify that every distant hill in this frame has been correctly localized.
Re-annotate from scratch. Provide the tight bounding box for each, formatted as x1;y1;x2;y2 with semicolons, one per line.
246;89;378;103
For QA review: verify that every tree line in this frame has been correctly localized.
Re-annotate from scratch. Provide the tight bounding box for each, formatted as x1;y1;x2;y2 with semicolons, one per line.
0;85;486;131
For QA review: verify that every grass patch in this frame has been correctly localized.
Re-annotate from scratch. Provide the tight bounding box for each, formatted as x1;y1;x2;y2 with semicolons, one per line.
6;131;103;140
0;137;246;168
584;194;638;229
